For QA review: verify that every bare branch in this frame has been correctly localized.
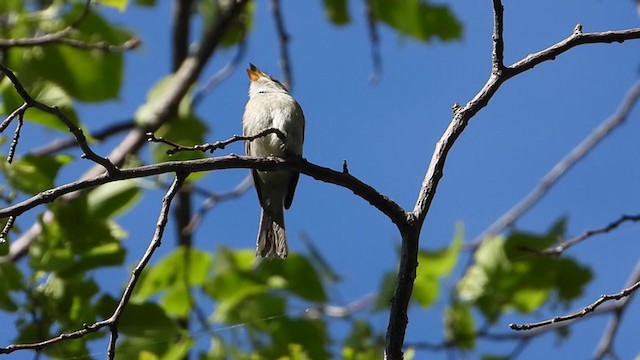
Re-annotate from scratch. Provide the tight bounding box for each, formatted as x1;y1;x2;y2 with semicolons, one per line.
6;112;24;164
0;155;408;229
270;0;293;90
107;173;186;359
491;0;505;72
0;319;112;354
593;259;640;359
543;214;640;255
508;28;640;76
388;16;640;360
473;79;640;245
0;216;15;243
509;279;640;331
0;63;118;174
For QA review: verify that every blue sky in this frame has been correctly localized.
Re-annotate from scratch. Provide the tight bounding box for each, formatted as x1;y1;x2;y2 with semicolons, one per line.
2;0;640;359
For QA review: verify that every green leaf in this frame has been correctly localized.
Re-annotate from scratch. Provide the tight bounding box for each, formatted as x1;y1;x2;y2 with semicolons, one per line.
119;302;179;337
213;293;286;327
57;242;126;278
267;318;330;360
4;154;72;195
7;9;131;102
371;0;462;42
444;302;475;349
87;179;141;218
323;0;350;25
199;1;255;48
49;195;121;252
413;225;463;307
457;220;592;323
300;232;341;282
134;247;212;300
258;253;327;302
97;0;128;11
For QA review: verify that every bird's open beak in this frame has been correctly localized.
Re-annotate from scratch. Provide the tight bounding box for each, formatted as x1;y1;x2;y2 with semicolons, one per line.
247;63;265;81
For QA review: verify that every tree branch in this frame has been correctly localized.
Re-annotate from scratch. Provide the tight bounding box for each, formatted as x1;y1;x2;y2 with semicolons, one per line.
0;155;408;229
543;214;640;255
593;259;640;359
386;10;640;358
509;278;640;331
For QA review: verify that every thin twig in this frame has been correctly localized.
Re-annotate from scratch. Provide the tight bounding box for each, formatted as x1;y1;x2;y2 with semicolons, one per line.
146;127;286;155
593;259;640;359
0;63;118;174
472;79;640;246
270;0;293;90
543;214;640;255
6;112;24;164
0;216;15;243
509;279;640;331
106;173;186;359
0;103;27;132
363;0;382;84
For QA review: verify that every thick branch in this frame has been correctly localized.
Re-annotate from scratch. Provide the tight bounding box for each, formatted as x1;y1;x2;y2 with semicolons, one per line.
0;156;408;229
391;21;640;360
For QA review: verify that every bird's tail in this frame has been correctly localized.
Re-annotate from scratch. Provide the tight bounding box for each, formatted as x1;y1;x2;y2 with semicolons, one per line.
256;209;288;259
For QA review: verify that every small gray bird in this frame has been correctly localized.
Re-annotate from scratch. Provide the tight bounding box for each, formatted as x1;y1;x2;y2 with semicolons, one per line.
242;64;305;259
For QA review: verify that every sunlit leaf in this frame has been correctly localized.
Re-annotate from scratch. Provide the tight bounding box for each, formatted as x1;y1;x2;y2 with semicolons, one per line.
98;0;128;11
134;247;212;300
4;154;72;195
371;0;462;42
87;179;141;218
444;302;475;349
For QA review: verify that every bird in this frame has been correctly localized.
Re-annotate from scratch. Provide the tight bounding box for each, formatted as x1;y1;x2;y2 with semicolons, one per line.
242;64;305;259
